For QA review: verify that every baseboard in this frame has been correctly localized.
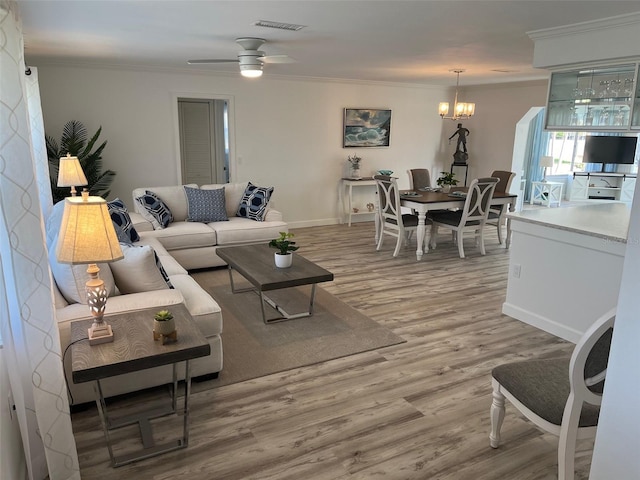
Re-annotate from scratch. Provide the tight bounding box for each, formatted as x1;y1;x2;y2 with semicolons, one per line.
502;303;582;343
288;218;342;229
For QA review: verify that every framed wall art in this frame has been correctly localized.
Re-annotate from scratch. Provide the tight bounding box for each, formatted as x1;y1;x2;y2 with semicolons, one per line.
343;108;391;148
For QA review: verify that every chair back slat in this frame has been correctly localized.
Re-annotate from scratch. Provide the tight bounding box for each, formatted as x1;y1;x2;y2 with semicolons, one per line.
374;175;401;221
459;177;499;226
408;169;431;190
490;170;516;194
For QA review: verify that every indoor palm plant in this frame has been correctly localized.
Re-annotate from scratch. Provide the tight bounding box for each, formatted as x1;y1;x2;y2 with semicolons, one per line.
46;120;116;203
269;231;299;268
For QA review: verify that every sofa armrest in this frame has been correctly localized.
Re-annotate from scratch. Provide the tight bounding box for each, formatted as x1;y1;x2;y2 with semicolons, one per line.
130;211;154;232
263;208;283;222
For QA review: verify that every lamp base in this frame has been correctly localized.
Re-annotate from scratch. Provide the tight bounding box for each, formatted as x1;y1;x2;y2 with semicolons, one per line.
88;323;114;345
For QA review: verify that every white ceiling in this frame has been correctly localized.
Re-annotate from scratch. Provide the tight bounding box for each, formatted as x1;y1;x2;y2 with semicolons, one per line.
18;0;640;86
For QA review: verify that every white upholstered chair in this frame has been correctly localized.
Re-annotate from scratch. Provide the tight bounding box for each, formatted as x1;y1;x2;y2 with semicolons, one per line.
486;170;515;245
489;308;615;480
428;177;498;258
374;175;426;257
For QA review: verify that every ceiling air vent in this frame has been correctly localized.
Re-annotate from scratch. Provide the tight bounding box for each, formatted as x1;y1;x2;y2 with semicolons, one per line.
253;20;306;31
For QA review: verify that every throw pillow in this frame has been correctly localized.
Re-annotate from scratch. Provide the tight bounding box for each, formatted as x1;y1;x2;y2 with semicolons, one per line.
48;246;117;305
184;186;228;222
107;198;140;243
135;190;173;230
236;182;274;221
110;244;172;294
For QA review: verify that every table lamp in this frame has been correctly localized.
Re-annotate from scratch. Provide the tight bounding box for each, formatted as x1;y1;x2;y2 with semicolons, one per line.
57;153;88;197
56;191;123;345
540;156;554;182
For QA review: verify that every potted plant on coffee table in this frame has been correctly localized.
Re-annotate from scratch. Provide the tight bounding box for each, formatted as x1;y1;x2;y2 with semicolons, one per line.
436;172;459;193
269;231;299;268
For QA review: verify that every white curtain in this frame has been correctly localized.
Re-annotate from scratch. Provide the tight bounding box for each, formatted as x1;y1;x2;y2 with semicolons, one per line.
0;3;80;479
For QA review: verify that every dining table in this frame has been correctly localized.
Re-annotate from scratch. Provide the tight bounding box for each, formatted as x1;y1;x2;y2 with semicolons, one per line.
378;188;518;261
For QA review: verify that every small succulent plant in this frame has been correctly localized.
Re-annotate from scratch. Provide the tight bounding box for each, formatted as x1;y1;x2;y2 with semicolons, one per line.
154;309;174;322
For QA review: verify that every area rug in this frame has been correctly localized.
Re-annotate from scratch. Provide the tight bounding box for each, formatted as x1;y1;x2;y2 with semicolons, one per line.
190;268;405;388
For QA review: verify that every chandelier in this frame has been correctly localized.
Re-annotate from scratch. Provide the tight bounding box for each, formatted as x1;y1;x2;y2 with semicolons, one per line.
438;69;476;120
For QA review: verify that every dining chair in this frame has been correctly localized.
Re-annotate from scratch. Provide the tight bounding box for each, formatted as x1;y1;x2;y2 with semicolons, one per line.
486;170;516;245
490;308;615;480
428;177;498;258
408;168;431;190
374;175;426;257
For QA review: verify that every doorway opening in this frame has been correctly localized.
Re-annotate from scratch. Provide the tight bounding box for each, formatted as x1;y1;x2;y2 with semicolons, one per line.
177;98;230;185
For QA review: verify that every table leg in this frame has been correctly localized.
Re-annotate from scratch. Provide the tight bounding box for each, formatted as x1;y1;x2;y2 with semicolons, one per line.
415;211;428;261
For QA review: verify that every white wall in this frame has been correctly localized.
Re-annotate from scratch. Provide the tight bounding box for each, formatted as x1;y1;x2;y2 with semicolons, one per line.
37;66;452;227
0;348;26;480
37;65;547;227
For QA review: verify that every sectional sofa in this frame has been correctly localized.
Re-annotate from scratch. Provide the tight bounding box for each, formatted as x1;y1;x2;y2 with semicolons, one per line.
49;182;287;405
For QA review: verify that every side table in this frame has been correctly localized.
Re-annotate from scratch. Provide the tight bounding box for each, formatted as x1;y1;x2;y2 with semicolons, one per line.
71;304;210;467
339;177;377;226
530;181;563;207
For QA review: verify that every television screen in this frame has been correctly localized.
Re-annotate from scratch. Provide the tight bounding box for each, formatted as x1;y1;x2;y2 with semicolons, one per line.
583;136;637;166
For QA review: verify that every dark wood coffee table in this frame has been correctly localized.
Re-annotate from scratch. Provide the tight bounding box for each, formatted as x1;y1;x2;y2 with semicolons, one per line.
216;244;334;324
71;304;210;467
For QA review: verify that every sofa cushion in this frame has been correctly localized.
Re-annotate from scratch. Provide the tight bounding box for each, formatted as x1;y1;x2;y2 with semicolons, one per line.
184;186;228;222
202;182;248;218
136;237;187;276
133;184;197;222
107;198;140;243
135;190;173;229
139;221;217;251
168;274;223;337
236;182;274;221
49;247;116;304
211;217;288;245
110;244;172;294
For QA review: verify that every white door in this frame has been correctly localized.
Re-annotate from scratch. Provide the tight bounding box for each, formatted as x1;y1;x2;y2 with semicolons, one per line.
178;99;228;185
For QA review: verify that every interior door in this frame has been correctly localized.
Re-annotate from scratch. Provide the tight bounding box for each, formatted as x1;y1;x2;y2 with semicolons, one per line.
178;98;228;185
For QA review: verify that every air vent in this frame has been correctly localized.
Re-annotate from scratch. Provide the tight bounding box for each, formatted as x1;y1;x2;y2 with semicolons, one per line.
491;69;518;73
253;20;306;31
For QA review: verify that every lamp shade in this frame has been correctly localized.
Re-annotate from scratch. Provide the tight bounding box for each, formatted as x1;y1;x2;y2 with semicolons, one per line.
57;153;88;188
540;156;554;168
56;193;123;264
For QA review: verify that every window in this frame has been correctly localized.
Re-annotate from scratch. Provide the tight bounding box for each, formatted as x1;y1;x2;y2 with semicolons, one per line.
544;131;639;175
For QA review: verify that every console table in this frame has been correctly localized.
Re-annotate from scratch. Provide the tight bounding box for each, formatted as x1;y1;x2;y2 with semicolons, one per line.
339;177;377;226
530;181;563;207
71;304;210;467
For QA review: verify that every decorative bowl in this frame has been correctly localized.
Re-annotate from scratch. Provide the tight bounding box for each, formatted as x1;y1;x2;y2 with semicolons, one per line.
377;169;394;175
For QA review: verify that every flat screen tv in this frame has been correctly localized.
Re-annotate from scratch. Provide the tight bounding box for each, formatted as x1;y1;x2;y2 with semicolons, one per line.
583;136;637;171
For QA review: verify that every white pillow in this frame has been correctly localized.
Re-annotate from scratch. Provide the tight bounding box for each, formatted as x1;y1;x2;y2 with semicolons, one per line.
49;246;116;305
110;244;171;294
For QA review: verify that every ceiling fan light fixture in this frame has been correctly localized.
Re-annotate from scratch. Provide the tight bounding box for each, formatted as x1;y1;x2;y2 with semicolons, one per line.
240;64;263;78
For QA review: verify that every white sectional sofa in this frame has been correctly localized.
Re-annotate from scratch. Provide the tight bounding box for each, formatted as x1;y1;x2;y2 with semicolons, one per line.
131;182;288;269
49;182;287;406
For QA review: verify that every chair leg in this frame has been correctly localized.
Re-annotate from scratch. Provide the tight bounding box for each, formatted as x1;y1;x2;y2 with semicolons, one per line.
478;229;486;255
429;223;438;249
558;396;581;480
376;229;385;251
393;234;402;257
496;222;504;245
489;386;505;448
457;231;465;258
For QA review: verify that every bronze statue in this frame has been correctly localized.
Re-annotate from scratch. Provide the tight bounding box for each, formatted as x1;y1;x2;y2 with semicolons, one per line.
449;123;469;153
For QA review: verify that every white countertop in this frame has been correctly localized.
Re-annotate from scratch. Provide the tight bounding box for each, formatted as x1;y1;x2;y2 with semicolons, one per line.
507;203;631;243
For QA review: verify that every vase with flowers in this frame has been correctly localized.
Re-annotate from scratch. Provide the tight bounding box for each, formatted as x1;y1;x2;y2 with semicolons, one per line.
347;154;362;179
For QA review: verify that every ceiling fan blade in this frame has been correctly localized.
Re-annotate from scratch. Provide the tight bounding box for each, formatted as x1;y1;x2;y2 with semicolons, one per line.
187;59;239;64
259;55;295;64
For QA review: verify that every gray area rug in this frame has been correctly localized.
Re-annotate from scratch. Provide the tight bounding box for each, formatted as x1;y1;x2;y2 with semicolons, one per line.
190;268;405;388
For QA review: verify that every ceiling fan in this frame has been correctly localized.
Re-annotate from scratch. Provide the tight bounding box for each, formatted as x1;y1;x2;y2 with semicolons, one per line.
187;37;294;78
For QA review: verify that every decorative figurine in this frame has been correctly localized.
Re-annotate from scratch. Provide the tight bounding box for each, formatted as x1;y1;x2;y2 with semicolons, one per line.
449;123;470;165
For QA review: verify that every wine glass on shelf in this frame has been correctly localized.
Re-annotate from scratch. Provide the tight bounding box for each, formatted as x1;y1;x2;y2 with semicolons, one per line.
599;107;610;126
598;80;610;99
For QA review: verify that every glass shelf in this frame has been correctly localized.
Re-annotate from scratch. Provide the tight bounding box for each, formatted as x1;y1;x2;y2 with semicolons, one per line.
546;63;639;130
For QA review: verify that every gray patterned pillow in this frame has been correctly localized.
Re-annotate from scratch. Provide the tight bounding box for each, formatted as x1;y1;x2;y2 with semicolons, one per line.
135;190;173;229
184;186;228;222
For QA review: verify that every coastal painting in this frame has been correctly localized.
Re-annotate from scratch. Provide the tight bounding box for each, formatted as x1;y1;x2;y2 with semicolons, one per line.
343;108;391;147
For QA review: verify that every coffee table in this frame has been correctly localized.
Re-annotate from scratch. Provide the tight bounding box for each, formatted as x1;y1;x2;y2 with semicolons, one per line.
71;304;210;467
216;244;334;324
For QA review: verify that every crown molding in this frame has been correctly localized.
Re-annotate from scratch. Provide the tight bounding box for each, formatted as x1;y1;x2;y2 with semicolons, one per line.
528;11;640;41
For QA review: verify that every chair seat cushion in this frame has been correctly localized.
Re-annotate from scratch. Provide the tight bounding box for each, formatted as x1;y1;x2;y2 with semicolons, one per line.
487;211;500;220
492;358;600;427
430;210;481;226
386;213;420;227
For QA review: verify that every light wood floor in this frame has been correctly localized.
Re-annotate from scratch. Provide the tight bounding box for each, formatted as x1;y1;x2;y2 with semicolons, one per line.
71;223;591;479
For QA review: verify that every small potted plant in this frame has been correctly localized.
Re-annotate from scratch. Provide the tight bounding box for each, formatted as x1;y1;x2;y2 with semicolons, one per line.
269;231;299;268
153;309;176;342
436;172;459;193
347;154;362;179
